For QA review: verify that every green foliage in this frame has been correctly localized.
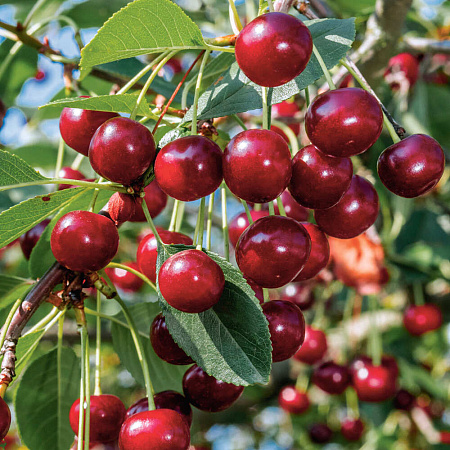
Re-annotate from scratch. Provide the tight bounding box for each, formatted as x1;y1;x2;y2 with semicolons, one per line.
0;150;46;188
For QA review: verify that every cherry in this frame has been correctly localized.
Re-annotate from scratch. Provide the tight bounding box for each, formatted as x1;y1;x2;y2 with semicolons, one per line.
393;389;415;411
377;134;445;198
403;304;443;336
19;218;50;259
158;249;225;313
236;216;311;288
182;365;244;412
108;193;136;226
352;364;397;402
129;181;168;222
440;431;450;445
305;88;383;157
71;437;119;449
278;386;309;414
59;102;118;156
245;277;264;304
308;423;332;444
104;262;143;293
150;313;194;365
126;391;192;427
136;230;193;284
0;397;11;441
384;53;420;89
349;355;399;380
262;300;305;362
314;175;379;239
273;190;309;222
280;283;315;311
341;418;364;441
289;144;353;209
155;135;223;202
272;101;301;136
89;117;156;186
51;211;119;272
228;210;269;247
69;394;126;443
293;326;327;364
223;129;292;203
312;361;350;395
118;409;190;450
58;167;87;190
235;12;312;87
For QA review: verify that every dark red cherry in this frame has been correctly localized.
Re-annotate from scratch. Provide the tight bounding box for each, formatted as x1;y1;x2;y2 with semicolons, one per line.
228;210;269;247
136;230;193;284
384;53;420;89
89;117;155;186
118;409;190;450
223;129;292;204
69;394;126;443
278;386;309;414
51;211;119;272
236;216;311;288
126;391;193;427
70;437;119;449
129;181;168;222
377;134;445;198
235;12;313;87
314;175;379;239
393;389;415;411
312;361;351;395
182;365;244;412
341;418;364;441
58;167;87;190
155;135;223;202
349;355;399;381
19;219;50;259
272;101;301;136
158;250;225;313
273;190;309;221
245;277;264;304
108;193;136;226
293;326;327;364
262;300;305;362
0;397;11;441
280;283;315;310
59;102;118;156
150;314;194;365
403;304;443;336
104;262;143;293
305;88;383;157
308;423;332;444
289;144;353;209
353;364;397;402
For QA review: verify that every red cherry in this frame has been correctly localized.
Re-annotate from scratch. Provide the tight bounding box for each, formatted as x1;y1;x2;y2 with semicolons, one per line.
341;418;364;441
235;12;313;87
293;326;327;365
58;167;88;190
104;262;143;293
136;230;193;284
278;386;310;414
274;190;309;222
59;102;118;156
393;389;415;411
19;219;50;259
228;210;269;247
158;250;225;313
305;88;383;157
223;129;292;204
440;431;450;444
314;175;379;239
150;314;194;365
289;144;353;209
182;365;244;412
270;125;290;143
0;397;11;441
155;135;223;202
280;283;315;310
245;277;264;304
312;361;351;395
70;437;119;449
236;216;311;288
129;182;168;222
118;409;190;450
349;355;399;380
353;365;397;402
69;394;126;443
377;134;445;198
384;53;420;89
51;211;119;272
89;117;156;186
108;193;136;226
272;101;301;136
403;304;443;336
308;423;332;444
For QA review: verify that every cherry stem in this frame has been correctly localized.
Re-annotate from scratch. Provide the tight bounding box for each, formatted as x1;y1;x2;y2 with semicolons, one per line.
263;288;270;302
261;86;271;130
271;119;299;154
206;193;215;251
54;138;65;183
305;86;310;107
71;153;84;171
228;0;243;32
195;197;206;249
241;199;253;224
168;199;181;232
232;114;248;130
140;195;163;246
368;295;382;366
267;0;275;12
106;262;157;291
413;282;425;306
346;387;360;420
343;292;355;360
94;291;102;396
175;201;186;233
84;329;91;450
57;315;64;428
268;201;275;216
313;44;336;90
295;373;309;392
221;183;230;261
0;299;23;361
276;196;287;216
313;295;326;328
191;50;211;136
88;177;103;212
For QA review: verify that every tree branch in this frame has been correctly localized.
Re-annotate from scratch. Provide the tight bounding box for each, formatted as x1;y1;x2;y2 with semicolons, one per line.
403;37;450;55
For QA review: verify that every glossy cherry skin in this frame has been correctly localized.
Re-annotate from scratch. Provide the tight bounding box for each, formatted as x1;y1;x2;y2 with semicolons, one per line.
0;397;11;441
236;216;311;288
118;409;190;450
315;175;379;239
126;391;193;427
19;219;50;259
341;418;364;441
136;230;193;284
129;181;167;222
58;167;87;190
308;423;332;444
223;129;292;204
69;394;126;443
377;134;445;198
182;365;244;412
235;12;312;87
108;193;136;226
289;144;353;209
293;326;327;365
384;53;420;89
403;304;443;336
312;361;351;395
280;283;315;311
245;277;264;304
305;88;383;157
105;262;143;293
89;117;156;186
349;355;399;381
59;103;118;156
352;365;397;402
228;210;269;247
155;135;223;202
278;386;310;414
71;437;119;449
150;314;194;365
51;211;119;272
159;250;225;313
274;190;309;222
393;389;415;411
262;300;305;362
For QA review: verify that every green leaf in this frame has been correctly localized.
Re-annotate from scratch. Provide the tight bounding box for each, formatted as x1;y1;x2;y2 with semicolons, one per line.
80;0;206;75
184;18;355;121
14;347;80;450
0;274;30;299
0;284;31;316
14;330;46;379
111;302;186;392
7;144;59;170
156;244;272;386
0;150;47;188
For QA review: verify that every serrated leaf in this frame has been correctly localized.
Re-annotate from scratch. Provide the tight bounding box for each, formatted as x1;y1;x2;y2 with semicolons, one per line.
111;302;186;392
7;144;59;170
0;274;30;299
0;150;47;188
80;0;206;75
0;284;31;315
14;347;80;450
157;126;191;149
156;243;272;386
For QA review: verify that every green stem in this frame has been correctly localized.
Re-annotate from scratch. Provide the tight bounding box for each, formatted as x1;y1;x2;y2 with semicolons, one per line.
228;0;243;31
84;331;91;450
313;296;326;328
241;200;253;223
0;299;23;351
271;119;298;155
276;196;286;216
346;387;360;419
94;291;102;396
140;196;163;245
262;87;270;130
24;307;60;336
168;200;181;232
305;86;310;107
175;201;185;233
190;50;211;135
71;153;84;171
268;201;275;215
413;282;425;306
77;324;87;450
313;44;336;90
106;262;156;291
206;194;215;251
54;138;65;181
221;183;230;261
267;0;275;12
263;288;270;302
88;178;103;212
342;292;354;361
368;295;382;366
232;114;248;130
0;42;22;84
195;197;206;249
57;315;64;438
295;373;309;392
